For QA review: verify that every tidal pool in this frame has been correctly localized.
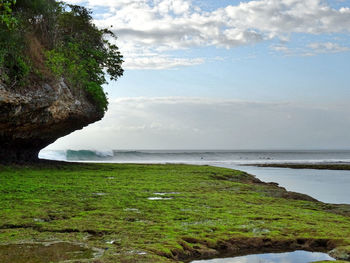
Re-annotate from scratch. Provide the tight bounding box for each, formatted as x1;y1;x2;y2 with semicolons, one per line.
191;250;334;263
0;242;95;263
147;196;173;200
216;164;350;204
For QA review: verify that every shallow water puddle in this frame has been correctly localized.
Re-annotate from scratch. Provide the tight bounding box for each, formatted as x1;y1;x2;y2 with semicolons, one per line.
0;242;95;263
191;250;335;263
147;196;173;200
147;192;179;200
93;192;107;196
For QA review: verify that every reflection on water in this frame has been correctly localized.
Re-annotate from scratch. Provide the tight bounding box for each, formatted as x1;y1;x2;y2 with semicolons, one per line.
216;164;350;204
147;196;173;200
191;250;335;263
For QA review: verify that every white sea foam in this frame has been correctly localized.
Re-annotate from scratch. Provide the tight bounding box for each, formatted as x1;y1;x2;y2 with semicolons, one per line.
39;150;67;161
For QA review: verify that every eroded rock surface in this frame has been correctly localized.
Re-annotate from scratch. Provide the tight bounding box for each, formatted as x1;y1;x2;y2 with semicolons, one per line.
0;79;103;162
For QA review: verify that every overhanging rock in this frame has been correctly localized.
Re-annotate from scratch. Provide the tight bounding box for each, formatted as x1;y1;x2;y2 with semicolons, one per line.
0;79;104;162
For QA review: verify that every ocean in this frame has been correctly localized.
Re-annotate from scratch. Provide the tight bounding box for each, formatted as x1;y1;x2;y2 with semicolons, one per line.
39;149;350;204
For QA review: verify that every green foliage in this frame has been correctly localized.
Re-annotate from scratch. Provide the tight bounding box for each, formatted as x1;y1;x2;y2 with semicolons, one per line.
86;81;108;112
0;0;60;85
0;13;29;84
45;3;123;112
45;38;112;112
13;0;57;14
0;0;17;29
45;49;66;77
0;0;25;84
0;0;123;113
10;55;30;83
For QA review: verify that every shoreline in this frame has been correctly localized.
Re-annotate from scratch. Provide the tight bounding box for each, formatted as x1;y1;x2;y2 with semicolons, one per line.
244;162;350;170
0;162;350;262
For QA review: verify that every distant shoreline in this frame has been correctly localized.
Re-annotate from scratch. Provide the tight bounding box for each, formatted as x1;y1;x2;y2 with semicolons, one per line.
244;162;350;170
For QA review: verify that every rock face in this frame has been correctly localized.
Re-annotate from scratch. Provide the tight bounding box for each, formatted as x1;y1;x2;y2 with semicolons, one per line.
0;79;104;162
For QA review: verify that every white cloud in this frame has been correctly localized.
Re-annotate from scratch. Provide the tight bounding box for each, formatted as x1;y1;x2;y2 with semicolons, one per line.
47;97;350;150
270;44;292;53
65;0;350;69
123;54;204;69
271;41;350;56
308;41;350;53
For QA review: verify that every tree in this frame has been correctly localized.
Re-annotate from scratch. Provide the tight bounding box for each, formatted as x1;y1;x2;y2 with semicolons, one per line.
0;0;123;112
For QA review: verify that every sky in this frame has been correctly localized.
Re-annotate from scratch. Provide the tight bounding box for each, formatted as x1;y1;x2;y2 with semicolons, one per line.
47;0;350;150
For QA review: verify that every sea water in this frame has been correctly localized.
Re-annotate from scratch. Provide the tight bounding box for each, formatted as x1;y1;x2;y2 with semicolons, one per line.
191;250;335;263
234;165;350;204
40;149;350;164
39;149;350;204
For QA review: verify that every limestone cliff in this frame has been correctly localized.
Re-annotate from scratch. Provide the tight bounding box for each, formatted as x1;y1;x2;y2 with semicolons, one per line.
0;79;104;162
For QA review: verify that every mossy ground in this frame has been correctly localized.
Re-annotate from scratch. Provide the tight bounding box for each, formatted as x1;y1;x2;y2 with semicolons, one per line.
0;163;350;262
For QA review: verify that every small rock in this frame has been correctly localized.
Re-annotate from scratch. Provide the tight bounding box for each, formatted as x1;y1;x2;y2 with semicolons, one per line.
329;246;350;260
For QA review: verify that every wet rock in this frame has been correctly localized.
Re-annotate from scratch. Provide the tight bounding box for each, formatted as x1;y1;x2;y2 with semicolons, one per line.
329;246;350;260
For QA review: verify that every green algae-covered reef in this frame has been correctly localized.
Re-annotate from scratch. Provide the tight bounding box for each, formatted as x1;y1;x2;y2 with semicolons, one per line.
0;163;349;263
